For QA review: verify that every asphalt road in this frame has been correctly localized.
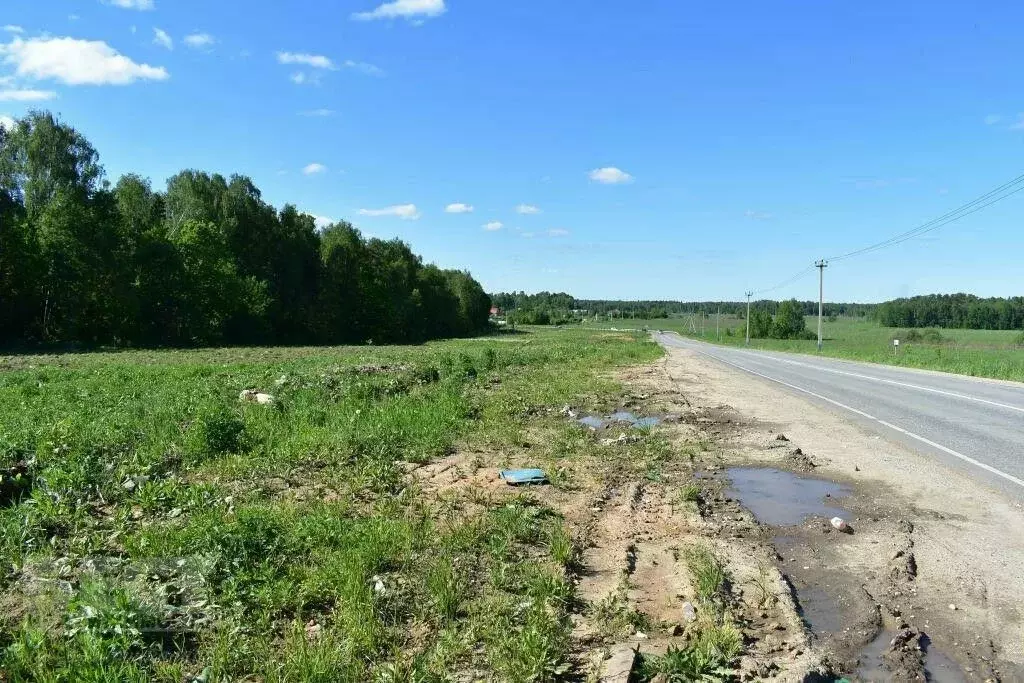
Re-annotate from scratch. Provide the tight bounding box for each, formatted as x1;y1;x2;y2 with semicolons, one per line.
655;333;1024;495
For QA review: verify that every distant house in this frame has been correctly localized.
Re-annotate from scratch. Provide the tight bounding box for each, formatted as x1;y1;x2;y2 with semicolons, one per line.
489;306;503;317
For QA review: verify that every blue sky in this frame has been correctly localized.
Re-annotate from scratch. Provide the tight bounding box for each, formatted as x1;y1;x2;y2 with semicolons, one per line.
2;1;1024;302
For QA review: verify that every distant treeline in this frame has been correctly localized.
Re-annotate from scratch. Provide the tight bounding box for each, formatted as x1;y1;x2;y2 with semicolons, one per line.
489;292;875;323
0;112;491;348
491;291;1024;332
876;294;1024;330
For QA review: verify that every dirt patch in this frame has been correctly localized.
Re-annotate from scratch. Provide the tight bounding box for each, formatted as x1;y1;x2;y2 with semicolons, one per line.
639;345;1024;681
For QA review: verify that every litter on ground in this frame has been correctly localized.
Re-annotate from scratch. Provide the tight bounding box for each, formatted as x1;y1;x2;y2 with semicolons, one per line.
499;468;548;485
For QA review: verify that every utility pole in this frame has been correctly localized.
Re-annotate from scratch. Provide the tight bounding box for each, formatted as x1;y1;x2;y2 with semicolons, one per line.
744;292;753;345
815;260;828;352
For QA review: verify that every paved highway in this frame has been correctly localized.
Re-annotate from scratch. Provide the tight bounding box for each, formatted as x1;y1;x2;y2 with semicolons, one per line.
655;333;1024;495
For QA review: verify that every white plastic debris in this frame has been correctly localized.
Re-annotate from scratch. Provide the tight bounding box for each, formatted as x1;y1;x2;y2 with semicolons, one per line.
830;516;848;532
239;389;275;405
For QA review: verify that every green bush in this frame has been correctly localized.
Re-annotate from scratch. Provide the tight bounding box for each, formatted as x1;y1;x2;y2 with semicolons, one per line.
898;328;945;344
771;300;806;340
185;405;246;462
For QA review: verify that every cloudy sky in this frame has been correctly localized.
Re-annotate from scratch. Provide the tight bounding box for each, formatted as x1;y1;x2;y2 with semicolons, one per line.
3;1;1024;301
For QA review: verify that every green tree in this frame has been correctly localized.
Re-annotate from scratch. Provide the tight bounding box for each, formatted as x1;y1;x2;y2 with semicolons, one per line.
0;110;493;349
0;118;35;342
317;221;366;344
748;309;773;338
0;112;122;342
772;299;807;339
168;219;267;345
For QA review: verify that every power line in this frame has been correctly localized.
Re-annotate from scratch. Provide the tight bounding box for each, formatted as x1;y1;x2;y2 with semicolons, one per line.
753;264;815;296
826;173;1024;263
745;171;1024;308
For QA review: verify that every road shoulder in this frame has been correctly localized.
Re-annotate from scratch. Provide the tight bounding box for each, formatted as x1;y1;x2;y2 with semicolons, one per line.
656;343;1024;680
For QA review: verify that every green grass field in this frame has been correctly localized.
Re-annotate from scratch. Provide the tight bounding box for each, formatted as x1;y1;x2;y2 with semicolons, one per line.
0;329;665;681
587;316;1024;381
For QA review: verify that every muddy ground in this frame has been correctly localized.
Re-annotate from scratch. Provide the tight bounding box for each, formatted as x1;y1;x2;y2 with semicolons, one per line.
408;342;1022;681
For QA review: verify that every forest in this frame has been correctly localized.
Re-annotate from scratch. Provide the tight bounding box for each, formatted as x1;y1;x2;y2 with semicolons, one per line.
874;294;1024;330
0;112;491;348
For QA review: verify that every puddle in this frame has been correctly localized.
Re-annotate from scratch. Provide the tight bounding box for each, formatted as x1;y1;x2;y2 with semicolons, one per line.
921;635;968;683
852;630;891;682
726;467;850;527
791;584;844;634
853;631;967;682
609;411;660;428
577;412;661;430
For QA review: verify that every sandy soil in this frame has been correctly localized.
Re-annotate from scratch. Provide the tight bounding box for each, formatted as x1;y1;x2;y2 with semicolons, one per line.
653;345;1024;681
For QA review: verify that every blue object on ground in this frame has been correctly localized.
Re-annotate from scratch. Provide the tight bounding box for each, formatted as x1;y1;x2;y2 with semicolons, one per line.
500;468;548;485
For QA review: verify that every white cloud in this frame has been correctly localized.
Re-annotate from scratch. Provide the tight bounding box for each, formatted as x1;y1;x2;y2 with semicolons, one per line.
483;221;503;232
342;59;384;76
312;215;334;230
520;232;536;239
0;114;14;130
0;89;57;101
359;204;420;220
3;26;24;34
105;0;155;10
300;108;335;117
302;163;328;175
68;15;81;21
353;0;446;21
1009;114;1024;131
183;33;215;50
0;37;168;85
515;203;541;215
290;72;308;85
588;167;633;184
984;114;1002;125
153;28;172;50
547;228;570;237
445;202;473;214
744;209;772;220
277;51;335;70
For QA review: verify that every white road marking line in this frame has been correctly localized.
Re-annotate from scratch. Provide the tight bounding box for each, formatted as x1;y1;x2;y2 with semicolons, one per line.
664;337;1024;490
727;348;1024;414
